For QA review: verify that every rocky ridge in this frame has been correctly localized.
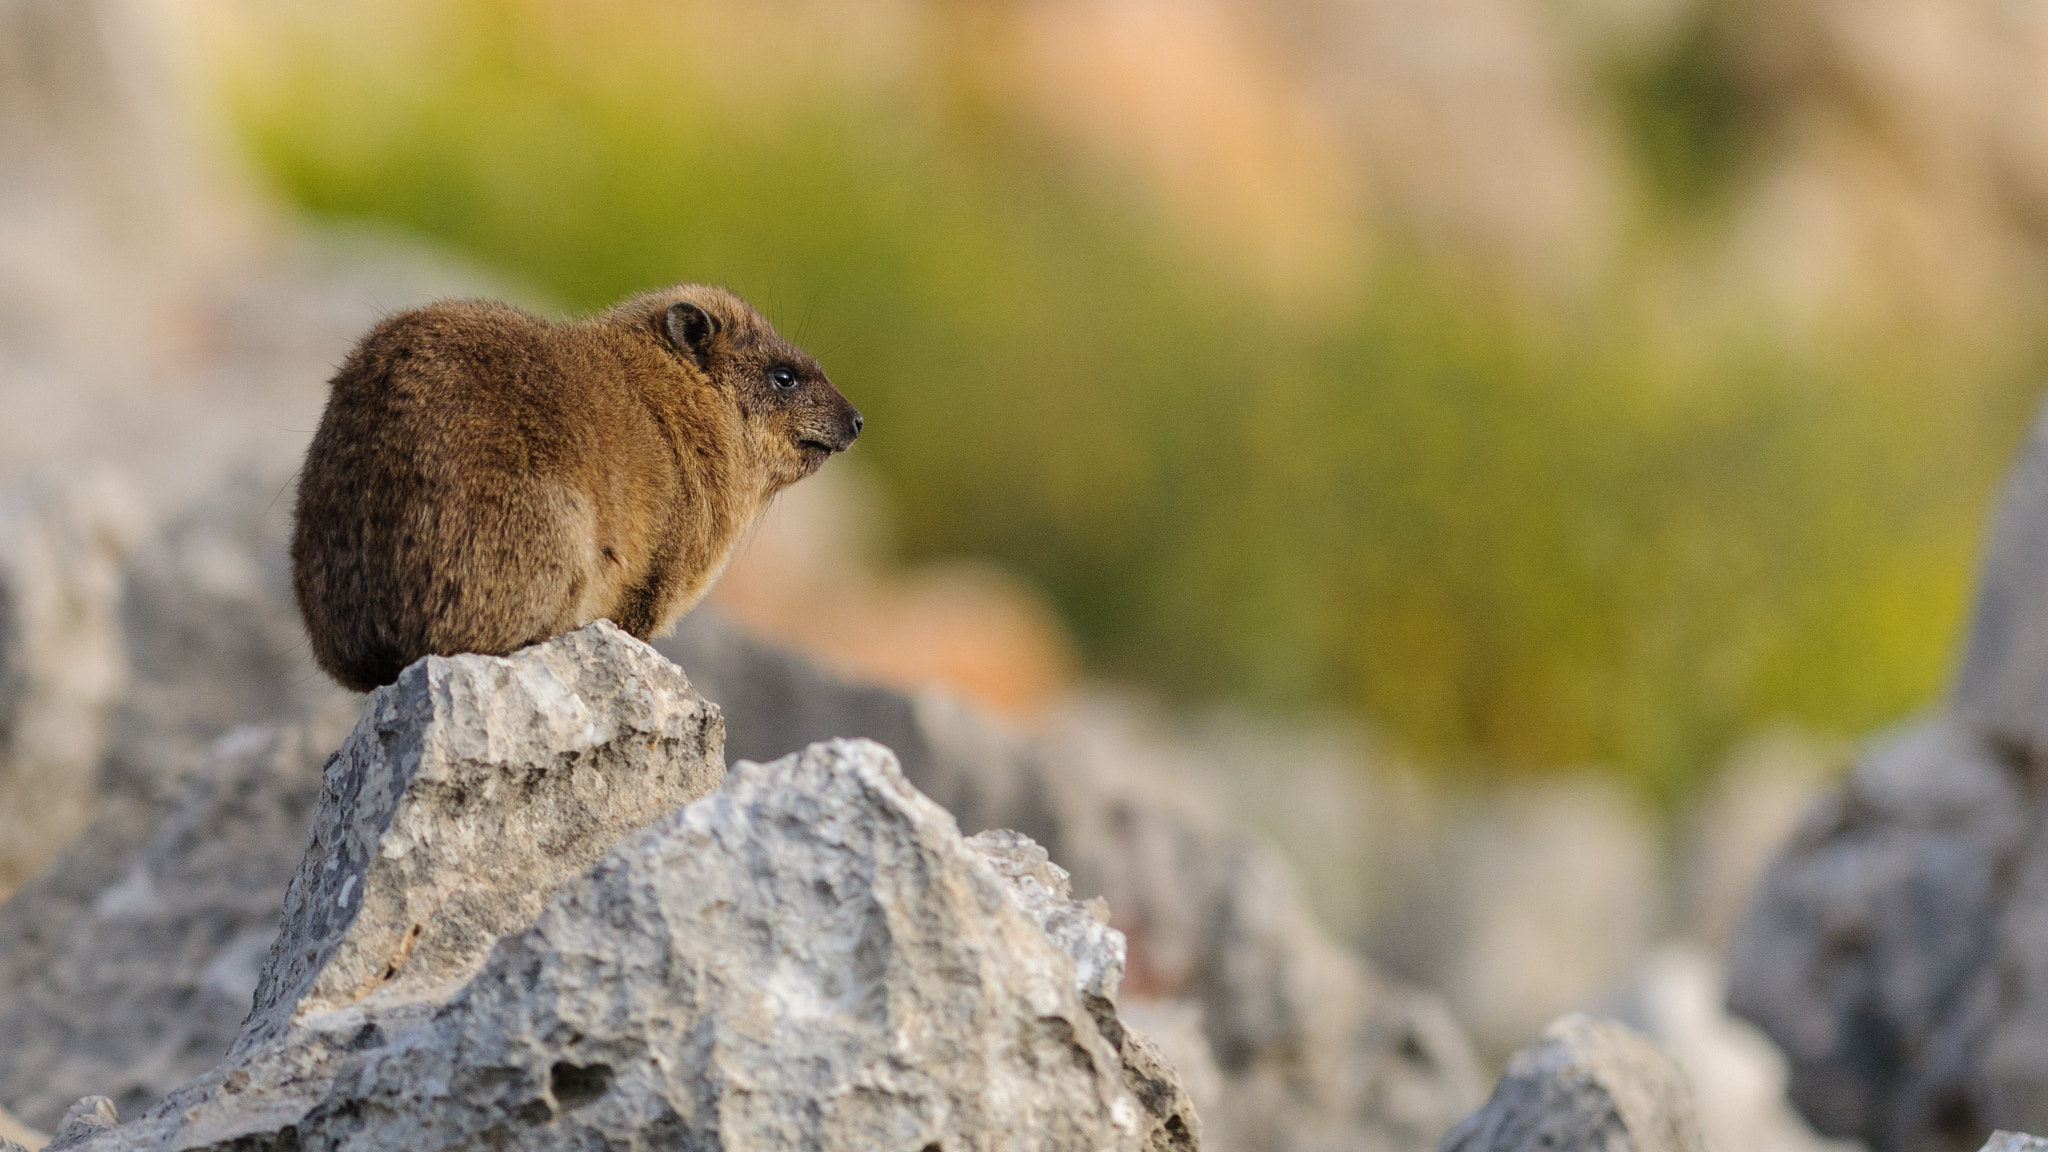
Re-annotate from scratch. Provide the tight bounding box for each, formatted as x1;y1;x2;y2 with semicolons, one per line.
59;622;1189;1151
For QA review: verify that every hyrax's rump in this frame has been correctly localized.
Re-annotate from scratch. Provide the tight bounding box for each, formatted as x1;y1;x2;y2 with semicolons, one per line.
291;285;861;691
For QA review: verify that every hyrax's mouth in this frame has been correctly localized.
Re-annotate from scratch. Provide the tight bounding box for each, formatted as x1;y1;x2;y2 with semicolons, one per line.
794;438;840;474
793;411;859;465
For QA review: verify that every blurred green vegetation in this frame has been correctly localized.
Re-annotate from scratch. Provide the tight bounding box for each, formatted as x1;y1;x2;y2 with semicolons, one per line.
215;0;2040;805
1608;5;1763;216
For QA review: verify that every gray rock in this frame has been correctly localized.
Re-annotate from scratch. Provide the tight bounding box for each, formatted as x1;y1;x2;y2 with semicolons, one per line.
1618;946;1856;1152
672;614;1486;1152
970;828;1202;1151
664;618;1479;1150
1728;715;2028;1150
1438;1014;1705;1152
0;469;144;898
1955;403;2048;761
109;469;359;793
0;714;350;1131
1175;831;1474;1152
60;622;727;1150
1729;395;2048;1152
0;622;721;1136
1984;1134;2048;1152
238;619;723;1051
45;1096;118;1150
79;726;1190;1151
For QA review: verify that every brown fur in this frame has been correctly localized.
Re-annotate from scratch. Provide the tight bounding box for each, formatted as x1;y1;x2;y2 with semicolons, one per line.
290;284;861;691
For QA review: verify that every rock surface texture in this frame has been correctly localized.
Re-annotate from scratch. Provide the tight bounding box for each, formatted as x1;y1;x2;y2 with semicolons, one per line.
45;1096;120;1150
242;620;724;1038
1438;1014;1705;1152
78;621;724;1151
60;622;1190;1150
1730;400;2048;1152
665;615;1483;1152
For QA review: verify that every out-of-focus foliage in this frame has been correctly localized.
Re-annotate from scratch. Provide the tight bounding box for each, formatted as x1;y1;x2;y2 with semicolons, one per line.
203;0;2043;804
1608;7;1763;215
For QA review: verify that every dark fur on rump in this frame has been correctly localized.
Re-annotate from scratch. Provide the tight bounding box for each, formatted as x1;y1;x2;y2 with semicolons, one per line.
291;284;861;691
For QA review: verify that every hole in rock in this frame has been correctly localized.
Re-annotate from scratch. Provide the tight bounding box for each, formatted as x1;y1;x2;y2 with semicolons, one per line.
514;1099;554;1125
549;1061;614;1111
381;923;425;981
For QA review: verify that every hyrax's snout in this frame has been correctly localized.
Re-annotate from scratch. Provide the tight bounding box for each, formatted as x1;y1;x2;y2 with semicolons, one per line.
793;393;862;461
815;394;863;452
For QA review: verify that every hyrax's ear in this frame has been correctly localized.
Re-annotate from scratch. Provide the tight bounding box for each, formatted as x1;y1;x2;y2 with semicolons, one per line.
663;300;720;366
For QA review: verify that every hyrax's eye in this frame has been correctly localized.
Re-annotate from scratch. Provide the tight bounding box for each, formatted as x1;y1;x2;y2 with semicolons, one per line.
769;366;799;391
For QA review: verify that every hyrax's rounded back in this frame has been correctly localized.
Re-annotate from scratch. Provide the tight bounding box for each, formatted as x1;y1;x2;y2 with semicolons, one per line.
291;285;861;691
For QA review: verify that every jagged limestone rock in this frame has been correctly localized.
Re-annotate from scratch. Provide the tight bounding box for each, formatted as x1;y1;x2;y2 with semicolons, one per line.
80;735;1194;1151
0;621;720;1135
45;1096;118;1150
970;828;1201;1151
667;613;1481;1152
1439;1014;1705;1152
238;619;724;1049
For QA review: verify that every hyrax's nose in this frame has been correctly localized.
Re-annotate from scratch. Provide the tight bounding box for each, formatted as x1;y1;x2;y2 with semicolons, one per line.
847;409;864;440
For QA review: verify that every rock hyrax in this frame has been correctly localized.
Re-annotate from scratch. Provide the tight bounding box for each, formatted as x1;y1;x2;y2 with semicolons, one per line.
291;284;862;691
